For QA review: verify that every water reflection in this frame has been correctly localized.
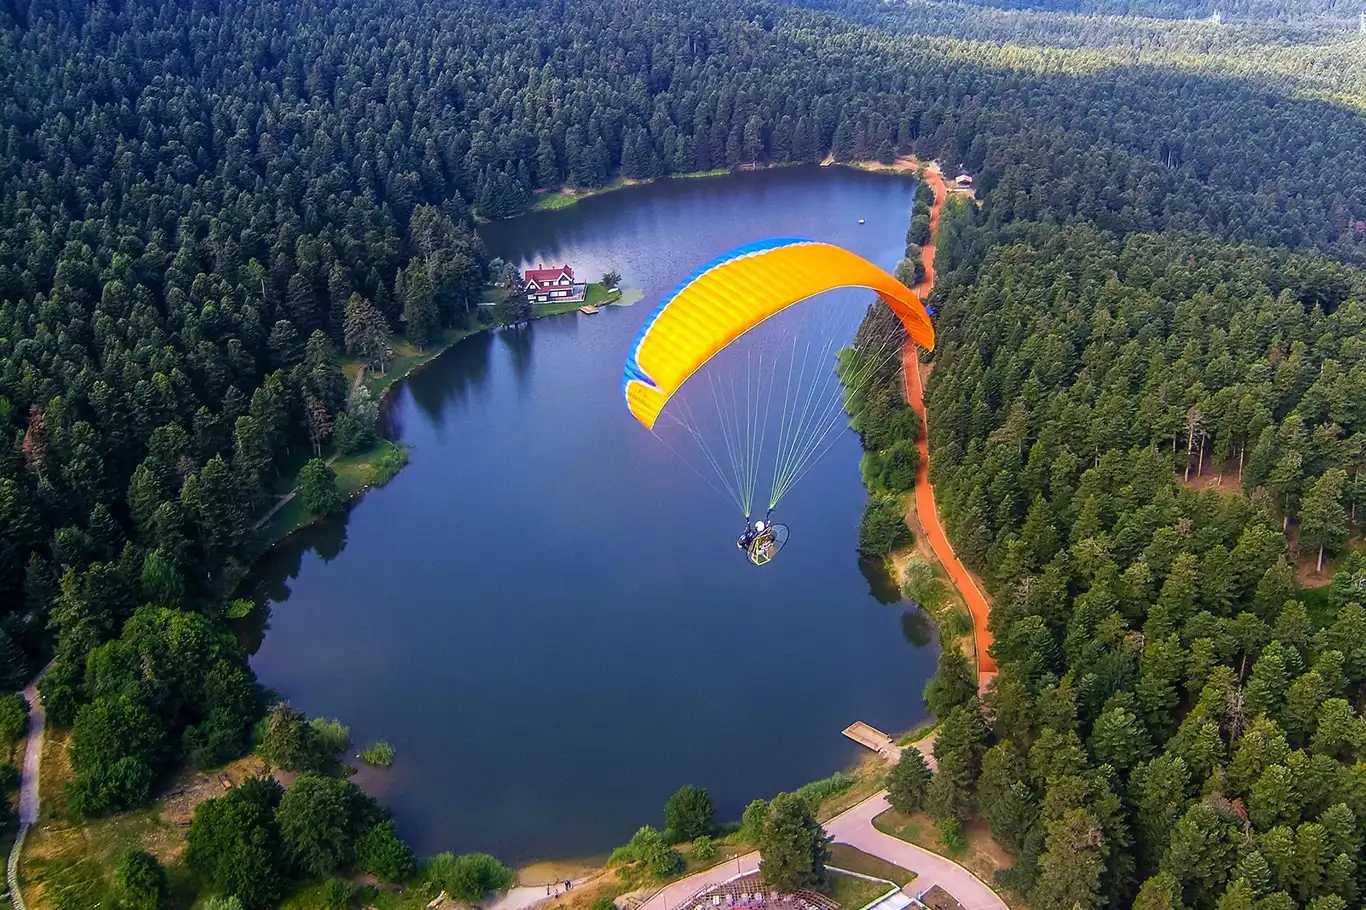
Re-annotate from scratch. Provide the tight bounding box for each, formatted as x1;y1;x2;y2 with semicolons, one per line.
499;323;536;386
858;556;902;605
406;330;496;428
900;609;935;649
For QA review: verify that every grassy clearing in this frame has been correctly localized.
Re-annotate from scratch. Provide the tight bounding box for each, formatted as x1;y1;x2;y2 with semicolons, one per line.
19;731;181;910
822;871;895;910
827;844;915;886
260;439;410;545
530;168;736;211
532;190;584;211
20;735;269;910
680;839;748;875
349;324;482;400
872;809;1011;888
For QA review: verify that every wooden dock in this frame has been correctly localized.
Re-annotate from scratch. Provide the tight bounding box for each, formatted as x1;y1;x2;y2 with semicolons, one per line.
842;721;900;758
579;305;599;314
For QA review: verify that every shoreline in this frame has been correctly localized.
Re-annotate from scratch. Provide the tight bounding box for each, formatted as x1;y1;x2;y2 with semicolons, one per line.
253;283;639;553
526;157;927;213
251;163;956;887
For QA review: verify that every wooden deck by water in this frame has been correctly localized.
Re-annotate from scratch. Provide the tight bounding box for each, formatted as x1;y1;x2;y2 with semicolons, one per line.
842;722;901;758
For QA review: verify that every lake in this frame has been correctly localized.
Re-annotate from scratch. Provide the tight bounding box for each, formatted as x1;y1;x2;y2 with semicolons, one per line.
249;164;939;862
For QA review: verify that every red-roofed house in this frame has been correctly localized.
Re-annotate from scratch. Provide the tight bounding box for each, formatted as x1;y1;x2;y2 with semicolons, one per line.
523;263;585;303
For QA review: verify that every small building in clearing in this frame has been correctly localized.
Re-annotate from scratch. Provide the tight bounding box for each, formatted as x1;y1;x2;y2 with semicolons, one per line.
953;173;974;189
523;263;585;303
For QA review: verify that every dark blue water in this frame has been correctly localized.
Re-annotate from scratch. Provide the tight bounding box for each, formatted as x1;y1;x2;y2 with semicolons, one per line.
249;165;937;862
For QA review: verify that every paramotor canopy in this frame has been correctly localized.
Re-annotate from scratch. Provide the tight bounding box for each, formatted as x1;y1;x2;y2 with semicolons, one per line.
623;238;934;430
622;237;935;520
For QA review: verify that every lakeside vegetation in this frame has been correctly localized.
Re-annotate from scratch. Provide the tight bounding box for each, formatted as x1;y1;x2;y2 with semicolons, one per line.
532;170;734;211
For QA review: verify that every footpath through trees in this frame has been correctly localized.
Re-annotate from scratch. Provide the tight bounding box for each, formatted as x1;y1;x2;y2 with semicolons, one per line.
901;166;998;679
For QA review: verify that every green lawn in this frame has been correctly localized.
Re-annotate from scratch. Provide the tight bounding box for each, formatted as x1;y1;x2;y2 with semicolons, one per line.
532;190;583;211
828;844;916;886
259;440;410;546
532;282;626;316
822;871;897;910
871;808;1012;886
349;323;483;400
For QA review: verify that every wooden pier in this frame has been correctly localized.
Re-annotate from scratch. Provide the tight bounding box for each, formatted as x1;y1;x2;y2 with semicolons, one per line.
842;722;901;759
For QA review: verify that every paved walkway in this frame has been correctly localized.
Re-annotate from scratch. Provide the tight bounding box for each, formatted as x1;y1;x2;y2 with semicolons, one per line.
8;664;53;910
825;795;1005;910
487;876;600;910
903;165;997;677
631;787;1005;910
16;675;45;826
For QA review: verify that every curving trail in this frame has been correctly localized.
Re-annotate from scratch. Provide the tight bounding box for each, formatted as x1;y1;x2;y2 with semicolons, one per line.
904;166;997;677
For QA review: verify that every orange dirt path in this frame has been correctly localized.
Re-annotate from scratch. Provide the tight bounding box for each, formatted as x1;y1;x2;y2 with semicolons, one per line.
904;167;998;676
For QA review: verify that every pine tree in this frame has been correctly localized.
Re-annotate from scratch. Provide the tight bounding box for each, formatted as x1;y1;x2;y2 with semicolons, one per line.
924;646;976;718
1299;469;1349;573
886;746;931;814
758;792;830;890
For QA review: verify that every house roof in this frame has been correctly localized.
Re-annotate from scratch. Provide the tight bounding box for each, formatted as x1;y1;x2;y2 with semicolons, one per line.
524;264;574;286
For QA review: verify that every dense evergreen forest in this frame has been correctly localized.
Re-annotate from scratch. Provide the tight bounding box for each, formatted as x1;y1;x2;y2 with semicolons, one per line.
894;37;1366;910
5;0;1366;902
906;0;1365;24
907;200;1366;910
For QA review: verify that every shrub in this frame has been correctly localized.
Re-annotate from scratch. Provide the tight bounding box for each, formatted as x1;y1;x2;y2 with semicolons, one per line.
355;820;416;883
309;717;351;758
225;598;255;619
114;850;167;910
937;816;967;853
944;609;974;638
322;878;357;910
260;703;323;771
901;560;946;610
0;692;26;741
591;899;618;910
372;443;410;486
693;835;717;861
794;771;856;809
360;740;395;767
427;852;515;901
203;898;245;910
615;826;683;879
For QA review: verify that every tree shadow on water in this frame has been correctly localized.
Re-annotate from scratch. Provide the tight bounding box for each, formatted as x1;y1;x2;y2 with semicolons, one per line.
407;329;495;428
858;555;902;604
237;507;352;654
900;609;935;649
499;322;535;385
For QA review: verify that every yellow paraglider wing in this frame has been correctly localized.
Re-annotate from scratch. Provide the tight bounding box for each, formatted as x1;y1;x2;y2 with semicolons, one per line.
622;238;934;430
